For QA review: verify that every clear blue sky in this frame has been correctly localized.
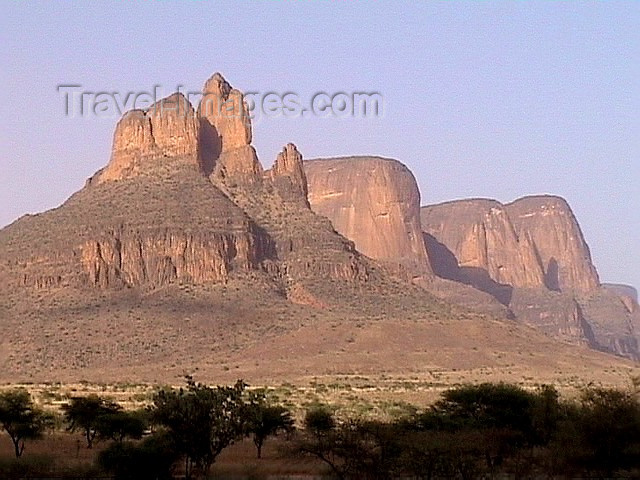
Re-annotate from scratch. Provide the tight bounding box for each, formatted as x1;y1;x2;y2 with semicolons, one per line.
1;2;638;291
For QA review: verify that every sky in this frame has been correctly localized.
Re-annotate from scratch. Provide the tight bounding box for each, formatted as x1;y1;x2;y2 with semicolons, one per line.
1;2;639;291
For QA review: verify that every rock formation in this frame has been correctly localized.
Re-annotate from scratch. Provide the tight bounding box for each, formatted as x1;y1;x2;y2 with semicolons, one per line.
603;283;638;303
2;165;264;289
506;196;600;292
420;195;640;359
98;93;199;183
0;73;377;297
305;156;432;276
421;200;545;296
579;288;640;360
267;143;309;206
1;69;638;383
603;283;638;314
421;196;601;295
197;73;262;185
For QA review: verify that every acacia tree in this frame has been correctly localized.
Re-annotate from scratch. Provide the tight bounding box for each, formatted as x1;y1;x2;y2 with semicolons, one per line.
62;395;121;448
96;409;147;444
151;377;247;478
244;393;294;458
0;389;52;458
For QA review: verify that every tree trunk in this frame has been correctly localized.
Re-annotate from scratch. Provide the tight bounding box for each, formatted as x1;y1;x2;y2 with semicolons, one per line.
12;437;24;458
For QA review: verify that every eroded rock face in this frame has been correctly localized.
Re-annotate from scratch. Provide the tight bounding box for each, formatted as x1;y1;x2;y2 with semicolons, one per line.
579;288;640;360
304;156;432;275
197;73;262;185
506;196;600;292
509;289;598;347
2;164;266;290
80;230;258;288
421;200;545;294
603;283;638;314
99;93;199;183
1;72;379;295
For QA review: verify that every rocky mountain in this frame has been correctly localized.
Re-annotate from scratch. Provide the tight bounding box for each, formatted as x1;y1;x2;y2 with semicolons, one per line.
305;157;432;276
0;72;636;385
420;199;544;304
421;197;639;360
304;156;638;360
421;196;600;295
0;73;448;382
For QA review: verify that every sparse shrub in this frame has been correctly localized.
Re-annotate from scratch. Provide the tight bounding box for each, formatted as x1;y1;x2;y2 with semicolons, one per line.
97;431;178;480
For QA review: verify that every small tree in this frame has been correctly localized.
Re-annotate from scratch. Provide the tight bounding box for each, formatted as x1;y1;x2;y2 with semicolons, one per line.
0;389;52;458
304;405;335;435
62;395;120;448
151;377;247;478
98;431;179;480
572;387;640;477
244;394;294;458
97;409;147;444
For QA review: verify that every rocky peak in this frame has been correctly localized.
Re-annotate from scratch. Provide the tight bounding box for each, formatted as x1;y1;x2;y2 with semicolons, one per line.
506;195;600;292
98;93;199;183
305;156;432;276
198;72;252;150
197;73;262;186
268;143;309;205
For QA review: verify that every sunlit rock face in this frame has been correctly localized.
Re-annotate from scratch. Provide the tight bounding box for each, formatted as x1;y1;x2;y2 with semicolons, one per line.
98;93;199;183
197;72;262;186
267;143;309;206
506;195;600;293
305;156;432;276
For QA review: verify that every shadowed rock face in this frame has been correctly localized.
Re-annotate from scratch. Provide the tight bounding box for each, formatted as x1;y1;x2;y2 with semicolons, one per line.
421;196;600;294
506;196;600;292
420;195;640;359
305;156;432;276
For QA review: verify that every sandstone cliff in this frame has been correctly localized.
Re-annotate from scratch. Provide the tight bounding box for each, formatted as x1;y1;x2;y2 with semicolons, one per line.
506;195;600;292
421;200;545;299
305;156;432;276
579;288;640;360
420;195;640;359
98;93;199;183
1;165;264;289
